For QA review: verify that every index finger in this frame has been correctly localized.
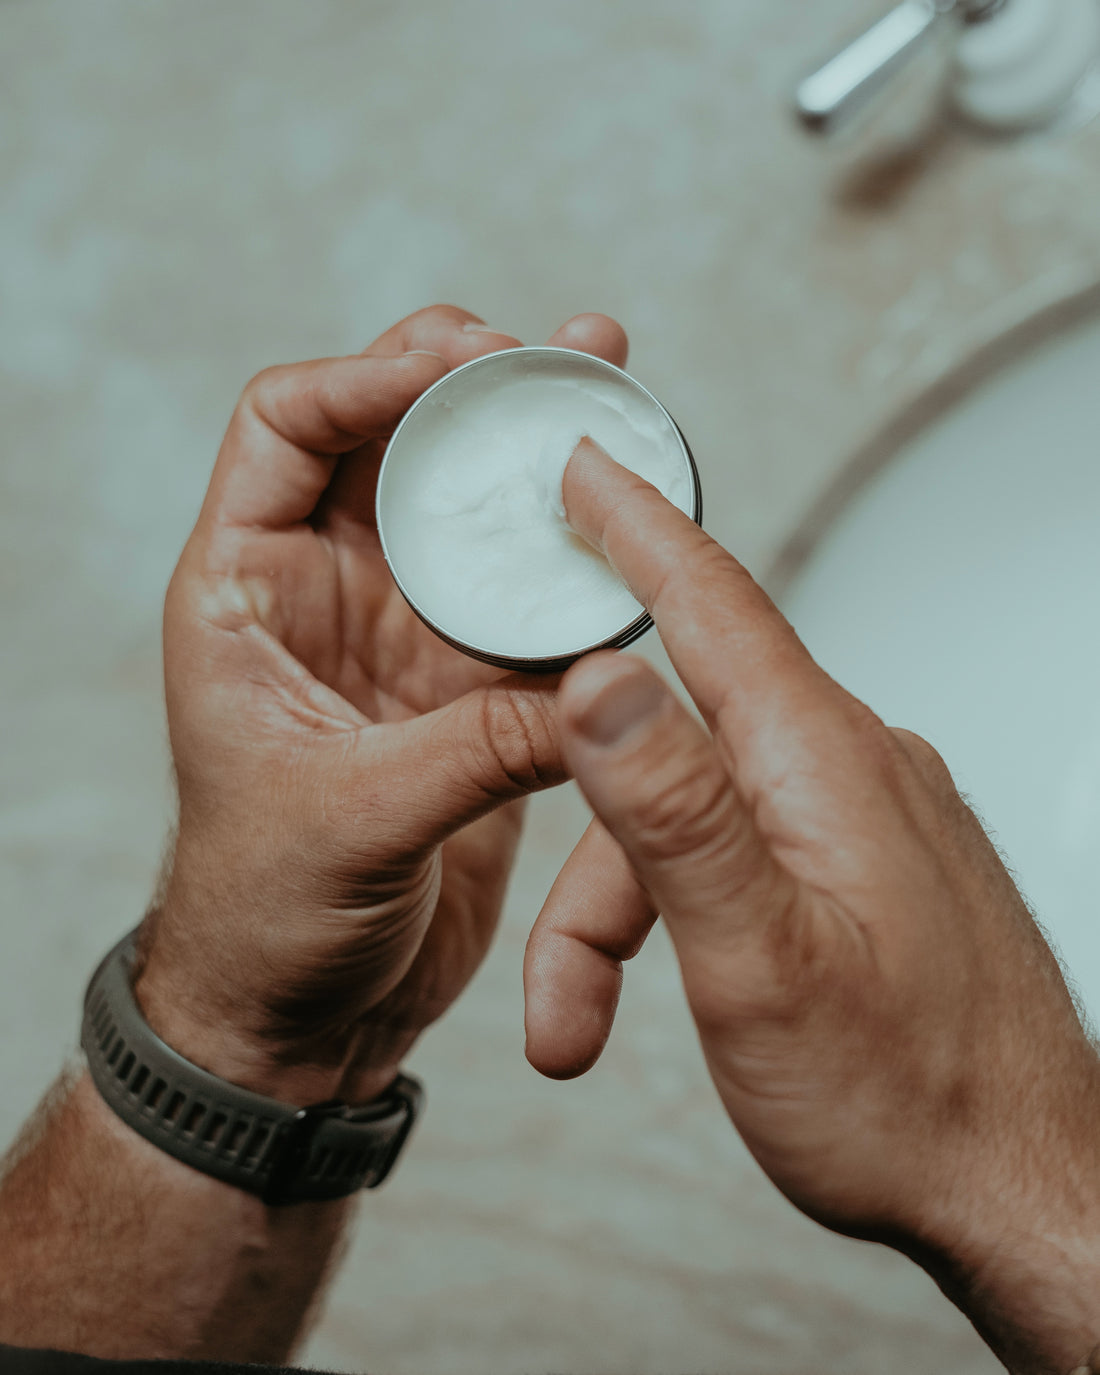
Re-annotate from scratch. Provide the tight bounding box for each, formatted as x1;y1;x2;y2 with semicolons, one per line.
198;352;450;532
561;439;833;727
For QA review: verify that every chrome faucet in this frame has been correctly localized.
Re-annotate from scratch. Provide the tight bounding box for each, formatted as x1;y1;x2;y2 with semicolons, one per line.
795;0;1007;133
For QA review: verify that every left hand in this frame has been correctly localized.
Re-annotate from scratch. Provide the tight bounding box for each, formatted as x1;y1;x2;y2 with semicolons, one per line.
135;305;648;1104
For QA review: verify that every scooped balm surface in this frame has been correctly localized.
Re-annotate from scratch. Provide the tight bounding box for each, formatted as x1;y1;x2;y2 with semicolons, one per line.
376;348;699;666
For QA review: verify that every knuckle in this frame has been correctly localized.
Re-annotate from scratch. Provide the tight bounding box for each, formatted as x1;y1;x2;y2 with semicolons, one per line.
682;532;740;586
476;687;563;797
413;303;474;329
239;364;294;427
647;532;747;625
839;697;898;769
890;726;956;790
241;364;282;407
630;750;734;865
832;698;949;799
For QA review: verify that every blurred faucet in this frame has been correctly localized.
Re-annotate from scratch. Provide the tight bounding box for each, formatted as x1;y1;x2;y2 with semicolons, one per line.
796;0;1099;134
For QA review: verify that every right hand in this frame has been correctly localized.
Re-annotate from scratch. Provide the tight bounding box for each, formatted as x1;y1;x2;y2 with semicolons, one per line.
524;439;1100;1374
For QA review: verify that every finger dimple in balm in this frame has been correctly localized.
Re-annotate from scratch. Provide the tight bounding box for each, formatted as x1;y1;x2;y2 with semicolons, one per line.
376;347;701;670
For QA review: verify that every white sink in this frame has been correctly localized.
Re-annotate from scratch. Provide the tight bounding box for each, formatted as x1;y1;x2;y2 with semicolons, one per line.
778;297;1100;1023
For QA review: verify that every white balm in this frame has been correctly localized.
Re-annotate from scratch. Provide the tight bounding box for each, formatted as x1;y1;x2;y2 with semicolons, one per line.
376;347;700;669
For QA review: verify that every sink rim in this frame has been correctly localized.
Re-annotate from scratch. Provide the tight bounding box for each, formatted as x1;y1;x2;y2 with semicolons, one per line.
766;276;1100;600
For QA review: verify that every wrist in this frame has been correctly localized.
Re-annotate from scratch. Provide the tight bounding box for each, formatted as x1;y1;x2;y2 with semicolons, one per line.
133;926;404;1107
915;1054;1100;1374
930;1226;1100;1375
83;932;423;1209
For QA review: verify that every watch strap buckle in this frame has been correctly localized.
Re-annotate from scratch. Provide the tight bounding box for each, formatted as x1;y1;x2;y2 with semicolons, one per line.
260;1076;424;1206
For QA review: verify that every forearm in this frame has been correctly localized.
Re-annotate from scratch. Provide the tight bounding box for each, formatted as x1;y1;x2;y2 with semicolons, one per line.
0;1064;353;1363
0;1065;354;1362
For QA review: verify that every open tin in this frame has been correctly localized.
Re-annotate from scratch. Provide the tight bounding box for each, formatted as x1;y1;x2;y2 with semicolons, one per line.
375;346;702;673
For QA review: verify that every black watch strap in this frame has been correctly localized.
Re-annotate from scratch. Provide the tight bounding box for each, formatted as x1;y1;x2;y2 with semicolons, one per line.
81;932;423;1206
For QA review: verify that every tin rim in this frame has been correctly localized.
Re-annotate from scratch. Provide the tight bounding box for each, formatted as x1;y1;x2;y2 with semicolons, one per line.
375;346;703;673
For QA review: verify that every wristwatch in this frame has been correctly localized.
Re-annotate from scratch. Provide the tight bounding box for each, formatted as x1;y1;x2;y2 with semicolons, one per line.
80;931;423;1206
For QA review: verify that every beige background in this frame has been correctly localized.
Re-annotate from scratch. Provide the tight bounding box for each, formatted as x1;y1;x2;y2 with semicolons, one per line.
4;2;1100;1371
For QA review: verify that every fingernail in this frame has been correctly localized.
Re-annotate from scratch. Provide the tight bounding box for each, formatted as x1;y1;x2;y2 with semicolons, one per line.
462;321;503;334
575;670;666;747
568;435;612;469
561;436;615;541
403;349;446;360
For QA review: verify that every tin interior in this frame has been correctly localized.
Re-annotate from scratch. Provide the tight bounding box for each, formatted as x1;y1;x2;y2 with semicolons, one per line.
376;346;701;670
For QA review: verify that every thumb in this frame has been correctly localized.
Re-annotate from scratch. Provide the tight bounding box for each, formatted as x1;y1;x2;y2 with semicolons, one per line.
368;674;567;853
558;653;786;1020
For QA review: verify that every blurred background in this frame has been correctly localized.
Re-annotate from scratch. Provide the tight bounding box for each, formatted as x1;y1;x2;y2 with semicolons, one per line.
5;1;1100;1371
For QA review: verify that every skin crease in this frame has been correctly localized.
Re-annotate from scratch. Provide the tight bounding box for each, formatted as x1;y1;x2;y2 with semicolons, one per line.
0;307;1097;1371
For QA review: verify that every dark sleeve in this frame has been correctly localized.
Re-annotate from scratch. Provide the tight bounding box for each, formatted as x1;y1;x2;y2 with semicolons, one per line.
0;1346;346;1374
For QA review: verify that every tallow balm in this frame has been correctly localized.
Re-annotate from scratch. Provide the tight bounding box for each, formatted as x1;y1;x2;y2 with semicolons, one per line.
376;347;701;669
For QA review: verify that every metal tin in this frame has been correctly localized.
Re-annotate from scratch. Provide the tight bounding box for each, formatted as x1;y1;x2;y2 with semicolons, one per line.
375;346;702;673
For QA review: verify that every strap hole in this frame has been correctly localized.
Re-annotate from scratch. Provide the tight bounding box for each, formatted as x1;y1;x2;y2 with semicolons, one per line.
241;1126;270;1168
226;1120;251;1157
203;1111;229;1147
183;1102;207;1136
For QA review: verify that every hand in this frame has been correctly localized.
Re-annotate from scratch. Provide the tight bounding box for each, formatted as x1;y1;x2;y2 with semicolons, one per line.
525;439;1100;1373
134;306;646;1106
